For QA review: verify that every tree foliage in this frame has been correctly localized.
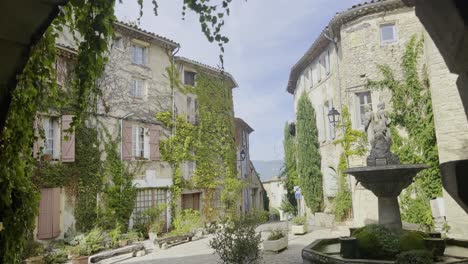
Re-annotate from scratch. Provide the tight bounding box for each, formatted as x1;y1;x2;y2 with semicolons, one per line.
333;107;367;221
296;93;323;213
367;35;441;229
282;122;298;214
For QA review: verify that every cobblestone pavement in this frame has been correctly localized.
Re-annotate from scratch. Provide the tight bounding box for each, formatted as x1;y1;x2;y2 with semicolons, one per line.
120;222;349;264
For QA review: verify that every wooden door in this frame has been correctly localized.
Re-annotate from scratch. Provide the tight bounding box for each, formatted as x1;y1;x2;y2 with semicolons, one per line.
37;188;60;239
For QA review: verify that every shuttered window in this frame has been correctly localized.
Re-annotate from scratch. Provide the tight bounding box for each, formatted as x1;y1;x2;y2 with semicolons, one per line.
182;193;201;211
37;188;61;240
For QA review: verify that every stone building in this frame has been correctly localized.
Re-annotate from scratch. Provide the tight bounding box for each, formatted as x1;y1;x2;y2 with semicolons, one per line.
287;0;468;234
234;118;265;213
262;178;288;220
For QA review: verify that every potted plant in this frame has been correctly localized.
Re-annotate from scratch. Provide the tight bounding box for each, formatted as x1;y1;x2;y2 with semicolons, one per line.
291;216;308;235
263;229;288;252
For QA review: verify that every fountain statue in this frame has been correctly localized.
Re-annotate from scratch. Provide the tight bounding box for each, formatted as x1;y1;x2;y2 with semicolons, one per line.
346;102;427;231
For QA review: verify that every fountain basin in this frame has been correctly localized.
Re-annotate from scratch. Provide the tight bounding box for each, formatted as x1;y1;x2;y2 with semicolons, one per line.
345;164;429;230
302;238;468;264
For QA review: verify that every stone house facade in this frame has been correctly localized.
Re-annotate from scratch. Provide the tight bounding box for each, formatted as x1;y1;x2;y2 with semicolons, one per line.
287;0;468;234
262;178;288;220
234;118;265;213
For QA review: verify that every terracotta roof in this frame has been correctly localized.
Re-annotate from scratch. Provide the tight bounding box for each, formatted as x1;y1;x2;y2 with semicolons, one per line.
175;56;239;89
235;117;254;134
286;0;414;94
114;20;179;50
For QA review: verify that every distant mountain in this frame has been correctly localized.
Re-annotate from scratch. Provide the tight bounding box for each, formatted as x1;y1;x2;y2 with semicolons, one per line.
252;160;283;182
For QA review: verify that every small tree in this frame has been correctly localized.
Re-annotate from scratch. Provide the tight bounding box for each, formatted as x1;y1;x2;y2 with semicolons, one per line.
282;122;298;212
296;93;323;212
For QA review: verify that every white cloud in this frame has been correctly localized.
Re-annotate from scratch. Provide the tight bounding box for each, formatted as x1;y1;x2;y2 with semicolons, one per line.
116;0;364;160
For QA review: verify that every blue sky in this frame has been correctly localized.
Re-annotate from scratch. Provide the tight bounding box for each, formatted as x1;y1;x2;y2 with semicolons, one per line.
116;0;363;161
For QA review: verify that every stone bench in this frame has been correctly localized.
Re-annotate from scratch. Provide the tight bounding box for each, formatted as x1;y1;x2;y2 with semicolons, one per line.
155;233;194;249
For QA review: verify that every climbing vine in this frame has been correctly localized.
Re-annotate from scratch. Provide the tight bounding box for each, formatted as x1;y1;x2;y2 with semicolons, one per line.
158;69;240;222
282;122;298;214
296;92;323;213
1;1;237;261
333;107;367;221
367;35;441;229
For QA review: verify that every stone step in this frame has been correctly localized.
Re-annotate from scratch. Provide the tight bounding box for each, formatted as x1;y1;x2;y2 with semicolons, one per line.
96;253;134;264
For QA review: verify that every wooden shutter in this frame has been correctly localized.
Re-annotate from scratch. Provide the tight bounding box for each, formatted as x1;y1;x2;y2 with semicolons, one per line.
37;188;60;240
33;115;40;158
61;115;75;162
122;120;133;160
149;125;160;161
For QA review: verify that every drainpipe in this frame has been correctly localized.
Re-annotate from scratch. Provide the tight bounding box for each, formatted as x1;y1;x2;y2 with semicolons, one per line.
171;46;180;137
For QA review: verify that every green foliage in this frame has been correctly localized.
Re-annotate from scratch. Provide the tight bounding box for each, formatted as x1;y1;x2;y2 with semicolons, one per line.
108;225;123;248
296;93;323;212
169;209;203;236
333;107;367;221
98;130;137;231
282;122;299;211
267;229;286;241
395;250;433;264
292;216;307;226
158;71;240;222
367;35;441;229
72;227;105;256
263;191;270;211
209;215;263;264
355;225;400;259
268;207;280;221
280;198;297;216
400;230;428;252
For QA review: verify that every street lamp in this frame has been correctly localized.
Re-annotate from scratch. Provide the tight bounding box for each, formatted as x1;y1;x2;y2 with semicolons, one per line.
328;107;341;127
239;149;246;161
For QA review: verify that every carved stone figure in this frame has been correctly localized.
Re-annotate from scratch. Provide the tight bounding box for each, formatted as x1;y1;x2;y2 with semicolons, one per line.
366;102;400;166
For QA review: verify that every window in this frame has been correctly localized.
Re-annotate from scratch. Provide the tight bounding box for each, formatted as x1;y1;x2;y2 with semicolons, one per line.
132;126;149;159
312;63;318;86
133;188;167;225
317;59;322;82
325;50;331;74
131;78;145;99
309;67;314;87
113;36;123;49
184;71;197;86
356;92;372;128
132;44;146;65
182;193;201;211
380;23;397;44
42;117;59;158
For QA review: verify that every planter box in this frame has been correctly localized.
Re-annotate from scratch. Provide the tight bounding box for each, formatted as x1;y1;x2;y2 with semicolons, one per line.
263;236;288;252
72;256;89;264
292;225;307;235
148;232;157;243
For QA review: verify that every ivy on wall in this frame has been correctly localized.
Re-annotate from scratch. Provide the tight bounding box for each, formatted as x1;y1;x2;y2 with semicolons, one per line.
296;92;323;213
367;35;441;230
158;71;241;222
333;107;367;221
282;122;298;214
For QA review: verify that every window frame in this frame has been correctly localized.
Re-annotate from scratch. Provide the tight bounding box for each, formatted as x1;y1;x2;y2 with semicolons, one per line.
356;92;373;129
131;44;147;65
113;36;123;50
380;23;398;44
184;70;197;86
42;117;60;159
130;78;146;99
132;125;149;160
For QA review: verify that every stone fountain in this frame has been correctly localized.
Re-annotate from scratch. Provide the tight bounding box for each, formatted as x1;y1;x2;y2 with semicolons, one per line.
302;103;468;264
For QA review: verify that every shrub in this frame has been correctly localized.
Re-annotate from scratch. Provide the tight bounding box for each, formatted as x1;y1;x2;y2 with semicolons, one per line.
280;198;297;216
400;231;428;252
170;209;203;236
22;238;45;259
354;225;400;259
108;225;122;248
292;216;307;226
396;250;433;264
73;227;105;256
210;215;262;264
267;229;286;241
269;207;280;221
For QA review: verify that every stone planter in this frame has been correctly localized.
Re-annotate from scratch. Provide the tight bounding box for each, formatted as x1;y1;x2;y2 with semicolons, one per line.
424;238;446;256
339;237;358;259
72;256;89;264
24;256;44;264
292;225;307;235
263;236;288;252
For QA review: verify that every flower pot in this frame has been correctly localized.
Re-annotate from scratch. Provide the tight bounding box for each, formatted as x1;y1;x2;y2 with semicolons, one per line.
340;237;359;259
72;256;89;264
263;236;288;252
291;225;307;235
25;256;44;264
424;238;446;257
